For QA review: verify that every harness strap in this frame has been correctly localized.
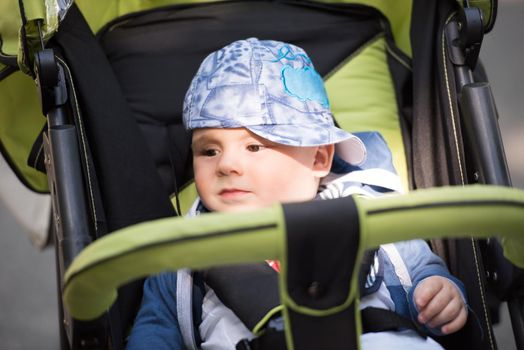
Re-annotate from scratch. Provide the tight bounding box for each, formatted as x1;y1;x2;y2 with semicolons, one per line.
361;307;426;338
236;307;426;349
203;263;281;330
177;269;198;350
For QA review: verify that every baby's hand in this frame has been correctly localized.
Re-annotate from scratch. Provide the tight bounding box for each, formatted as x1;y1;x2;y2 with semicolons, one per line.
413;276;468;334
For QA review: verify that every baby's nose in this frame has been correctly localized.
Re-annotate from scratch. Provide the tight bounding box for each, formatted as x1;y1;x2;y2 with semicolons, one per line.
216;151;243;176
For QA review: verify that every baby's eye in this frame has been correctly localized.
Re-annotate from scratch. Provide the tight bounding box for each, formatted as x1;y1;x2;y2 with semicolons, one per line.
246;144;264;152
201;149;218;157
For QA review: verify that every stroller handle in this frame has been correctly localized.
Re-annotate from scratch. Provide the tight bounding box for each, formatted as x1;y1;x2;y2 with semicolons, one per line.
63;184;524;321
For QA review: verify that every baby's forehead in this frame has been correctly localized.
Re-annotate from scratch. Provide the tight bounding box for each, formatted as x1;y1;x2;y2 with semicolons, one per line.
191;127;270;144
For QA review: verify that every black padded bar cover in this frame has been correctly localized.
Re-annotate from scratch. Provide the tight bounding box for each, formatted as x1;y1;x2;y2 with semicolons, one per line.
283;196;360;349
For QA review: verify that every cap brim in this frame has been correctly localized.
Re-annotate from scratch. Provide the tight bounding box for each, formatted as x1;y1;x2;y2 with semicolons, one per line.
247;124;367;165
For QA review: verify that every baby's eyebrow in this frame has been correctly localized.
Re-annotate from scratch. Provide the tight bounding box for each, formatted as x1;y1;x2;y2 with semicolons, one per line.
191;139;210;151
191;134;216;148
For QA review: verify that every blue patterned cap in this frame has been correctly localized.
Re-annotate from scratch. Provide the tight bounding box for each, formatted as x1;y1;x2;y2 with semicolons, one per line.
183;38;366;165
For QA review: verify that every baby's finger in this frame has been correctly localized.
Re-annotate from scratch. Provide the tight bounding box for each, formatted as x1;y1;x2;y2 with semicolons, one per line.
441;305;468;334
417;287;453;324
425;296;463;328
414;277;444;309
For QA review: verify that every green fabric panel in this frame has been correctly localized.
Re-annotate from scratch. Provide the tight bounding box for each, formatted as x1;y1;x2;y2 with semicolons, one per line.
0;1;23;57
320;0;412;57
355;185;524;268
16;1;59;74
20;0;46;21
0;71;48;192
63;205;285;320
325;35;409;192
0;1;50;72
170;181;198;215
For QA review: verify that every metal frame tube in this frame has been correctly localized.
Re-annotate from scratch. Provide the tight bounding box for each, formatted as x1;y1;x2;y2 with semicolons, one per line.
459;83;511;186
49;124;92;270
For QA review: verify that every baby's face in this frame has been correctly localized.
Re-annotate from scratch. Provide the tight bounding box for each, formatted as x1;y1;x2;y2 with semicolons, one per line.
192;128;332;212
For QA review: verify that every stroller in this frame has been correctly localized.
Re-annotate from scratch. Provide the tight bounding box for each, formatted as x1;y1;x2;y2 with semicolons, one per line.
1;0;523;349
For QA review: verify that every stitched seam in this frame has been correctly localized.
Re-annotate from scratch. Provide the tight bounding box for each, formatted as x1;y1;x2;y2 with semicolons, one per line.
471;236;495;349
56;57;98;234
385;42;412;72
442;15;494;350
33;143;44;169
65;222;278;287
442;16;465;186
367;199;524;215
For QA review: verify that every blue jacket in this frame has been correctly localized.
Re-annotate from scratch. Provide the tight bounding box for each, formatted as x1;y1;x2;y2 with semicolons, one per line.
126;240;466;349
127;272;185;349
126;133;467;349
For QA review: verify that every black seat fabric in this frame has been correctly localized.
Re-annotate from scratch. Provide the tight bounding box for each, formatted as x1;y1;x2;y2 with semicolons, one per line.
97;0;385;195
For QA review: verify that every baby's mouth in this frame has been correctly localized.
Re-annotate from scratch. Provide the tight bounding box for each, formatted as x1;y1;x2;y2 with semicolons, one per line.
219;188;251;200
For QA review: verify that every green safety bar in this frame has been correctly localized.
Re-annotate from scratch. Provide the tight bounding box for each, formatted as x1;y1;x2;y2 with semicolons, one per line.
64;185;524;323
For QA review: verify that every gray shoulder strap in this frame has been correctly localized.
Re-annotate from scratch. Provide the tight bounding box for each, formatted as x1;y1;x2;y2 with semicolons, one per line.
176;268;198;350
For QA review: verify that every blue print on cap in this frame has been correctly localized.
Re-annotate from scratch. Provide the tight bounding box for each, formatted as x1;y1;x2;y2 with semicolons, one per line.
272;45;312;65
281;66;329;108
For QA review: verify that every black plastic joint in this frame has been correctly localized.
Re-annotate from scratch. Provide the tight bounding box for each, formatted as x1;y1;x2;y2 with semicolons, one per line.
457;7;484;69
34;49;68;115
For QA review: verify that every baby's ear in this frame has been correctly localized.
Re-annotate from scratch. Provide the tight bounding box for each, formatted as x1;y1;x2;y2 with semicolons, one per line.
313;144;334;177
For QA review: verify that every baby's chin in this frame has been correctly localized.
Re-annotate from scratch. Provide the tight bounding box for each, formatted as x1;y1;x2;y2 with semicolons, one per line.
204;198;271;213
205;195;317;213
214;202;270;213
